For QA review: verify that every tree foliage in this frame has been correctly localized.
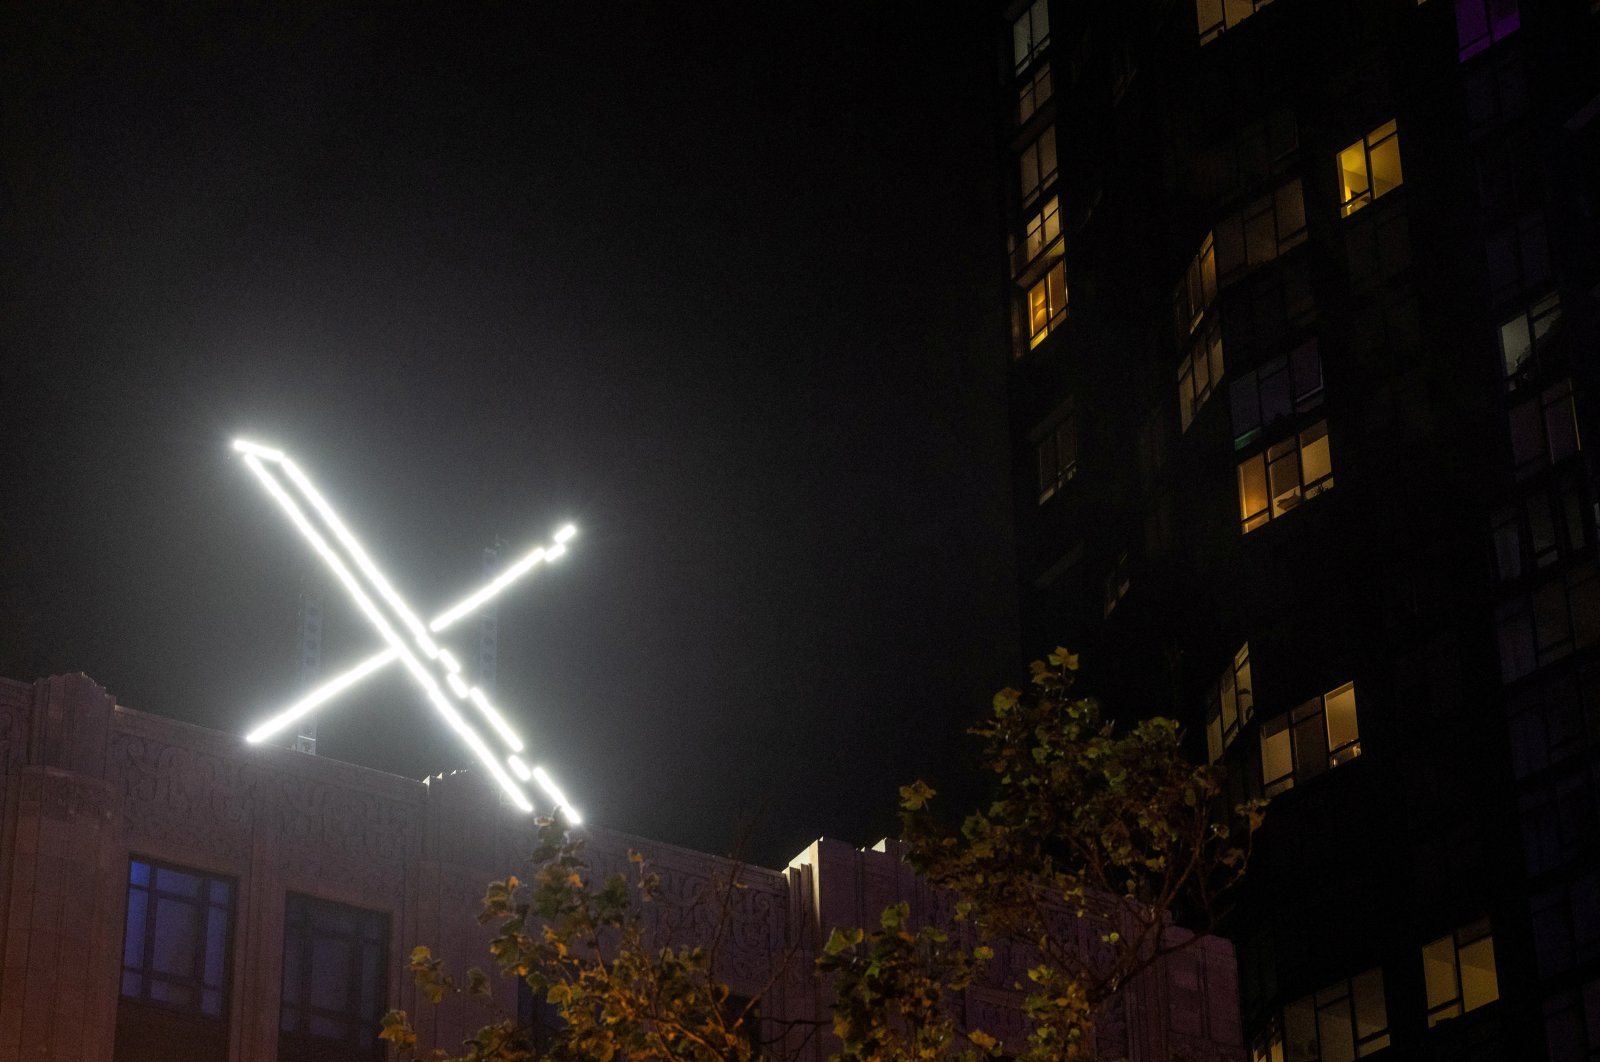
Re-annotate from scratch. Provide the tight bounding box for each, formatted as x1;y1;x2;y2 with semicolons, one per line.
818;648;1262;1061
380;825;768;1061
386;649;1258;1061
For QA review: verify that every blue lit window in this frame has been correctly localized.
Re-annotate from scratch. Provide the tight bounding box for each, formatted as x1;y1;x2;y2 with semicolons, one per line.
120;858;234;1018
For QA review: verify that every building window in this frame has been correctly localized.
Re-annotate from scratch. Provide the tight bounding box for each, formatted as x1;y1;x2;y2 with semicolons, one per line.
1338;121;1404;217
1490;477;1591;584
1027;260;1068;348
1222;257;1316;358
1423;920;1500;1026
1465;52;1529;135
1018;61;1052;125
1509;378;1582;480
1103;551;1131;617
1179;321;1225;432
1495;562;1600;683
1175;233;1219;339
1196;0;1274;46
1034;401;1077;503
1215;179;1307;285
1534;874;1600;979
1251;967;1390;1061
120;859;234;1018
1238;419;1332;533
280;893;389;1061
1019;124;1058;207
1260;681;1360;797
1456;0;1520;60
1498;292;1562;390
1230;340;1323;450
1543;978;1600;1062
1344;205;1412;288
1205;643;1254;763
1485;212;1551;304
1012;0;1051;74
1014;195;1061;276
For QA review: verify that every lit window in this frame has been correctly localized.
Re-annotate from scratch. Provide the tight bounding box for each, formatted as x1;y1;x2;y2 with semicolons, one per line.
1238;419;1332;533
1196;0;1275;46
1178;320;1225;432
1018;62;1053;125
1423;920;1499;1026
1215;179;1307;284
1034;401;1077;503
1027;260;1068;348
1339;121;1404;217
1013;0;1051;74
1014;195;1061;276
1019;125;1058;207
1498;292;1561;389
1175;232;1219;339
1508;378;1582;480
1456;0;1520;60
1230;340;1323;449
1260;680;1360;796
280;893;389;1061
1204;643;1254;763
120;859;234;1019
1251;967;1390;1061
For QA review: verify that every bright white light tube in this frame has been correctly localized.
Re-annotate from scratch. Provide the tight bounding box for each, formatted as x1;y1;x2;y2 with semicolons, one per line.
245;648;396;743
240;454;533;812
532;766;580;824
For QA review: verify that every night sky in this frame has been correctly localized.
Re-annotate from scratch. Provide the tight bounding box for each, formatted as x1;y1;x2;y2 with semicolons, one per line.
2;3;1020;866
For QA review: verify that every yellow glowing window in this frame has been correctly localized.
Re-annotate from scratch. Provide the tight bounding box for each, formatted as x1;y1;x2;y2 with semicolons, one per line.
1339;120;1404;217
1204;643;1253;762
1197;0;1275;46
1259;680;1361;796
1022;196;1061;269
1423;920;1499;1027
1027;261;1068;348
1252;968;1389;1062
1238;419;1333;533
1020;125;1058;206
1018;62;1053;125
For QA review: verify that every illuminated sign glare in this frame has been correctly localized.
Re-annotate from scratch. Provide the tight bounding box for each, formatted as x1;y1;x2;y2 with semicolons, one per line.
233;439;579;821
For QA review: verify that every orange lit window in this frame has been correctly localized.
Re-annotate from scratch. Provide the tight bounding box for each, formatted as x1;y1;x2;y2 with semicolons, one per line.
1197;0;1275;46
1251;968;1389;1062
1034;401;1076;503
1339;120;1404;217
1237;419;1331;533
1019;125;1058;207
1027;260;1068;349
1204;643;1254;763
1014;195;1061;276
1260;680;1360;797
1423;921;1499;1027
1018;62;1052;125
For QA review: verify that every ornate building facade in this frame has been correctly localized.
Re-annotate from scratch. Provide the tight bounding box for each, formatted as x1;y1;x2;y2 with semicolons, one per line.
0;673;1242;1060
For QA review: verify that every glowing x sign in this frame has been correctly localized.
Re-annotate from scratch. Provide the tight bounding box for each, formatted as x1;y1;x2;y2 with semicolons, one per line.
233;439;577;819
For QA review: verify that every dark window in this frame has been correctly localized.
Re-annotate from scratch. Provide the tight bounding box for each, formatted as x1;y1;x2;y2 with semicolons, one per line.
279;894;389;1062
1456;0;1520;61
1485;212;1551;305
120;860;233;1018
1508;378;1582;479
1214;179;1307;286
1496;563;1600;683
1230;340;1323;449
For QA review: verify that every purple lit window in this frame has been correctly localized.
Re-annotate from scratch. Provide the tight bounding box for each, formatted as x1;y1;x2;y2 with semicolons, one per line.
1456;0;1521;61
120;859;233;1019
279;893;389;1061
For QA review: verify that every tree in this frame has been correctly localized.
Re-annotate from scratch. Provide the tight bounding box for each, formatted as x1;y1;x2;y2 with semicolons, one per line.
380;825;778;1061
818;648;1262;1061
384;649;1258;1060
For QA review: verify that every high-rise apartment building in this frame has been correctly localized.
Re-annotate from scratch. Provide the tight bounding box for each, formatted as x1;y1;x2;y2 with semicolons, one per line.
998;0;1600;1057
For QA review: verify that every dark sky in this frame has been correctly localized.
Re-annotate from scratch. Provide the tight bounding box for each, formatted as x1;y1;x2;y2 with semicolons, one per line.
1;3;1020;866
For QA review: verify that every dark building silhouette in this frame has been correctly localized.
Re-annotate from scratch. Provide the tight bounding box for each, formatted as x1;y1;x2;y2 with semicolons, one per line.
997;0;1600;1057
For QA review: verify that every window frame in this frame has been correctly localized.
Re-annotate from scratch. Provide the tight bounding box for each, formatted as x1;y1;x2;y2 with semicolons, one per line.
1196;0;1276;46
1017;61;1053;126
1019;124;1058;208
1237;418;1333;534
1338;120;1404;217
1251;966;1391;1061
1259;680;1361;797
119;857;236;1021
1422;919;1500;1027
1214;179;1308;286
1026;259;1069;349
279;892;391;1061
1204;643;1255;763
1012;0;1051;75
1034;400;1077;503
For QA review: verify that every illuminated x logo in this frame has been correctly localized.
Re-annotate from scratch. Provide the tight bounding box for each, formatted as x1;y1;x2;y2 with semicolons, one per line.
234;439;578;818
